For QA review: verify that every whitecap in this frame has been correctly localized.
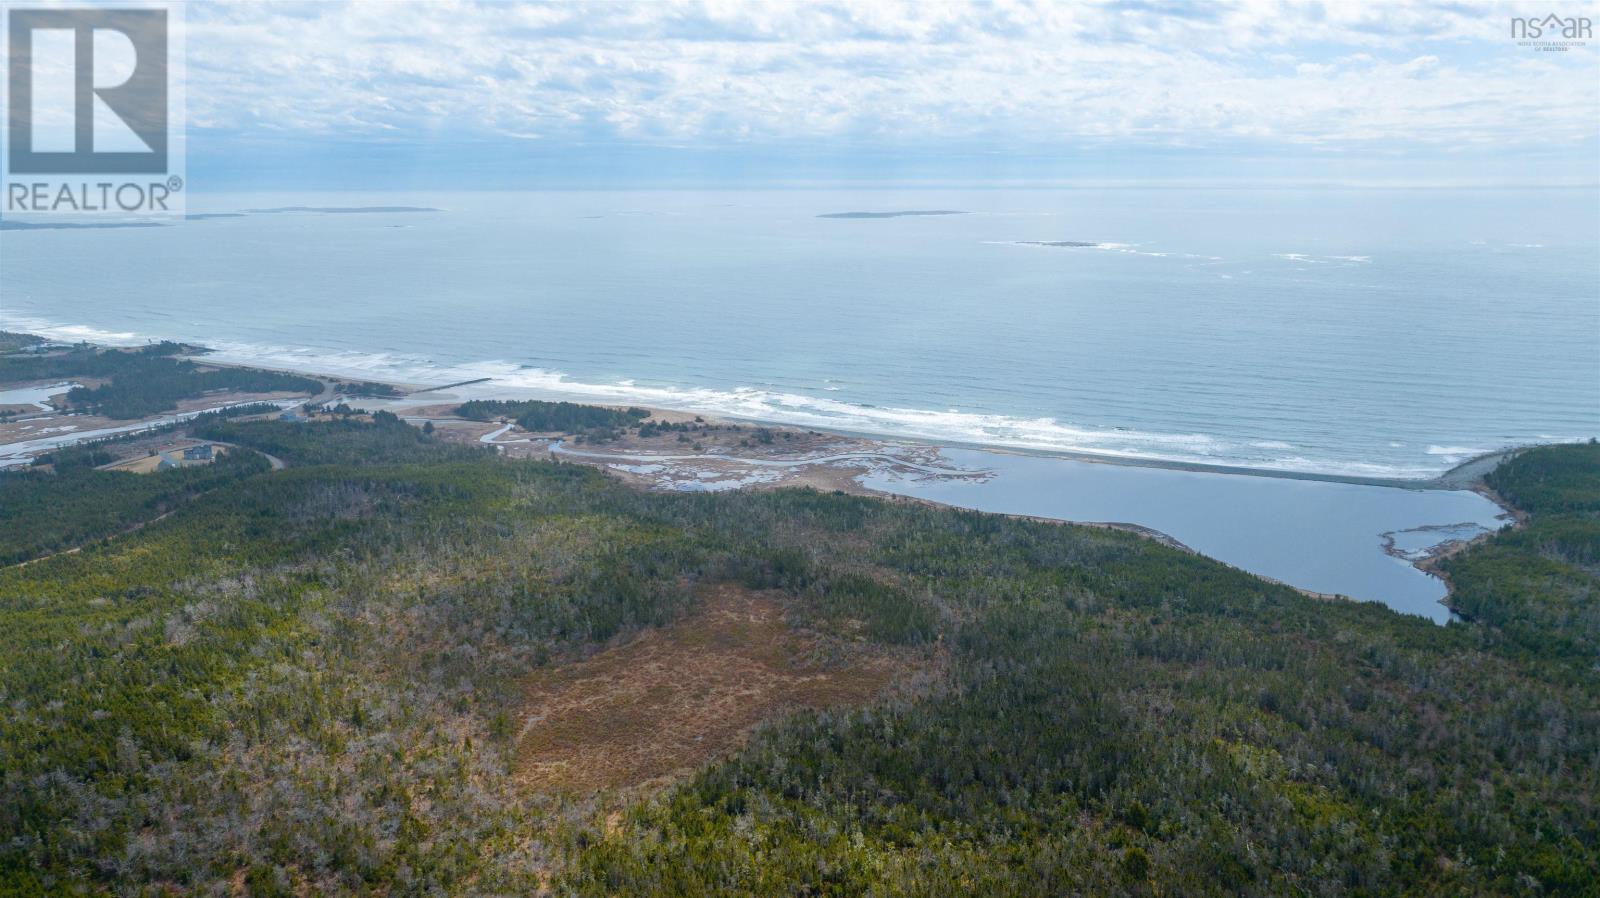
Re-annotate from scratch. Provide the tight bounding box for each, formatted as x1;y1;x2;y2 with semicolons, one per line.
0;315;145;346
0;313;1445;480
1424;444;1498;465
1426;445;1494;456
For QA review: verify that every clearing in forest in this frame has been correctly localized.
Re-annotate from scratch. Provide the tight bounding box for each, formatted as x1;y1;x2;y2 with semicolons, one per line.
513;584;918;793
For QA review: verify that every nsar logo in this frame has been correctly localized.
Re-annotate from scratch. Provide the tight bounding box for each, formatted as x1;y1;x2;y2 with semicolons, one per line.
1510;13;1593;50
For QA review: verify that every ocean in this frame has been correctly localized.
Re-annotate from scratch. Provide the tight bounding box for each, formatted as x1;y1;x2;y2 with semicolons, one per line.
3;187;1597;478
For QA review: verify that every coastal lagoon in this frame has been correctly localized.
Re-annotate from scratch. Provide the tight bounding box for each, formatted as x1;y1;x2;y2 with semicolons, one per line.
545;435;1509;621
861;448;1510;622
0;382;78;410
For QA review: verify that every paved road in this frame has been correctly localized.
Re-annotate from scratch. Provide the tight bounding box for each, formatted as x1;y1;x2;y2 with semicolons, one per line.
208;440;286;471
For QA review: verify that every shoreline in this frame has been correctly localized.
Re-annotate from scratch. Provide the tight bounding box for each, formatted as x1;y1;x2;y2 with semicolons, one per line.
524;432;1502;613
1;340;1528;620
2;341;1527;534
186;351;1527;495
0;313;1542;491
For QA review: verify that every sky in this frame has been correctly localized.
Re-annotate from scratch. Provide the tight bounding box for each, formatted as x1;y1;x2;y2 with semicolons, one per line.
162;0;1600;188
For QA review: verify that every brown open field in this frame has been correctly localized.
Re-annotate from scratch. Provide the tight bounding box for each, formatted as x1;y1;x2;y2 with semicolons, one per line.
514;584;924;794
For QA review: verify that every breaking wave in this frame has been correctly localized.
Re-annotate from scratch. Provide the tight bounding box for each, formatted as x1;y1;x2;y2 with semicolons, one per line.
2;312;1466;479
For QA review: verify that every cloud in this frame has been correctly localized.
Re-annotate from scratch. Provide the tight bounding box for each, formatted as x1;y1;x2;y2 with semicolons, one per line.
175;0;1598;177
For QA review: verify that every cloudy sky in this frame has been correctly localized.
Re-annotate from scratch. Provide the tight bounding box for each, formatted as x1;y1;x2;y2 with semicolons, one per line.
173;0;1599;188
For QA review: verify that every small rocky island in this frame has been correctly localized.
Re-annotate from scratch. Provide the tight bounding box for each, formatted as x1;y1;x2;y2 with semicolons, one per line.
817;210;969;219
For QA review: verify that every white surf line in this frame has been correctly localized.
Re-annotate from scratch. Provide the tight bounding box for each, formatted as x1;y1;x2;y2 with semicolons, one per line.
547;439;979;478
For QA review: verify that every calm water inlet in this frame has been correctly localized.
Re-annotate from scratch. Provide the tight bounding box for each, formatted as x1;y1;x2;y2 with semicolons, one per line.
859;448;1511;622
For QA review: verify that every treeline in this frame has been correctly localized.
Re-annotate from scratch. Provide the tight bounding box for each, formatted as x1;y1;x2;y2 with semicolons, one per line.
456;398;768;446
0;331;44;353
65;358;320;419
0;343;319;418
0;340;185;381
0;449;270;566
0;422;1594;896
332;380;403;397
457;399;648;434
196;410;488;467
1439;441;1600;667
1485;441;1600;515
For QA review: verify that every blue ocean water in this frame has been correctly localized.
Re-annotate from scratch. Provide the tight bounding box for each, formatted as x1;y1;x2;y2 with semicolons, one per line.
2;188;1596;478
